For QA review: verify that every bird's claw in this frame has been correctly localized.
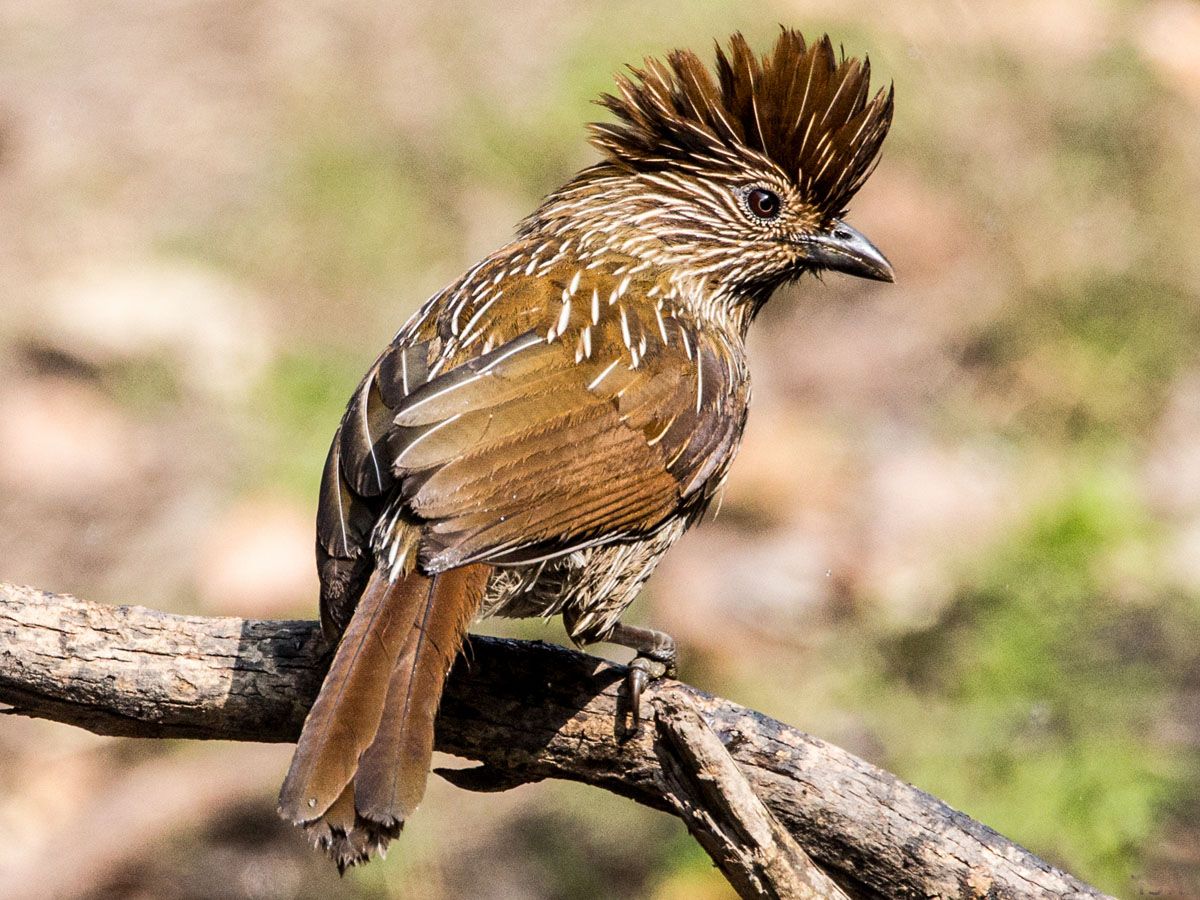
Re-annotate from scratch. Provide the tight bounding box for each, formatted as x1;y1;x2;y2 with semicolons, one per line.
625;655;668;734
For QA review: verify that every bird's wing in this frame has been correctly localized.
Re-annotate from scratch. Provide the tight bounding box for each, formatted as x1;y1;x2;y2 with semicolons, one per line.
315;261;749;632
326;300;744;578
396;321;743;571
315;336;436;638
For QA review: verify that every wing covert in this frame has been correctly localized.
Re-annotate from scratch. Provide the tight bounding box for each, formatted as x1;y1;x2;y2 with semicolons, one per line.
387;315;746;572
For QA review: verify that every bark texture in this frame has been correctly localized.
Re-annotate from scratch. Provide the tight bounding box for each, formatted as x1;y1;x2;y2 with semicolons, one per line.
0;582;1110;900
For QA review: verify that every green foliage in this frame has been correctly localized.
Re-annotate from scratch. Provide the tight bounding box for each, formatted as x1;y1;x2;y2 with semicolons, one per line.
962;275;1200;439
1048;44;1160;196
872;480;1200;893
285;140;456;291
100;355;185;416
246;350;363;497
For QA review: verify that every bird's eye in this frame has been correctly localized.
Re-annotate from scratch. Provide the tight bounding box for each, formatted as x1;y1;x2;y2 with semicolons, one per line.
745;187;782;220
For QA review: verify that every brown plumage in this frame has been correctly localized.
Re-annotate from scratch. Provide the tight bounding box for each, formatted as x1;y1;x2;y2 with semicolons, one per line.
591;31;892;220
278;565;488;863
279;28;895;870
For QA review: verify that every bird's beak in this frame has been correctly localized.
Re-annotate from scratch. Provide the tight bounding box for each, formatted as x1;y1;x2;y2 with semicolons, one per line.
805;219;894;283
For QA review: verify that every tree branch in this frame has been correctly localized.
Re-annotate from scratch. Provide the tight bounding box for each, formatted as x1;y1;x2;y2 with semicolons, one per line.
0;581;1110;899
653;691;850;900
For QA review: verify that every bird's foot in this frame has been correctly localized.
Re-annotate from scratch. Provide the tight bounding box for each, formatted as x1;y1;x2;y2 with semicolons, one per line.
626;655;668;732
604;623;677;734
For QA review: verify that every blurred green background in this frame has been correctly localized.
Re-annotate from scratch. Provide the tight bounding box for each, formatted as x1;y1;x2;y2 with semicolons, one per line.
1;1;1199;897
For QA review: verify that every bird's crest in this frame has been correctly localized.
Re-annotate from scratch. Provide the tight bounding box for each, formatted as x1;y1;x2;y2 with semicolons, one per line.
591;29;894;220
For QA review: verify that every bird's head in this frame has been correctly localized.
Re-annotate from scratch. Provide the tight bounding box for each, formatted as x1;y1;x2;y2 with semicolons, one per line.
527;30;894;303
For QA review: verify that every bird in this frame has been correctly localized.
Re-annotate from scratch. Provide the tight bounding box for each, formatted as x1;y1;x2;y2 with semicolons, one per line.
278;27;894;871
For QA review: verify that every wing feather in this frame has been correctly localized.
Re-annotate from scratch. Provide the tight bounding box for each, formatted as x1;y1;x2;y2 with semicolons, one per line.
385;320;745;571
315;261;749;635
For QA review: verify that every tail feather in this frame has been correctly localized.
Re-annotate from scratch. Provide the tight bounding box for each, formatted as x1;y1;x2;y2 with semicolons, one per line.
308;782;397;874
356;564;491;823
279;563;490;869
279;570;412;822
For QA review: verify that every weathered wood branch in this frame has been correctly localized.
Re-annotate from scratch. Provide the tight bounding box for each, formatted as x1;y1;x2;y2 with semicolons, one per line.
653;692;850;900
0;582;1110;899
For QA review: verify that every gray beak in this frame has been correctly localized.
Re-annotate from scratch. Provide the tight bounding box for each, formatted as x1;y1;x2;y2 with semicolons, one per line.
806;219;894;283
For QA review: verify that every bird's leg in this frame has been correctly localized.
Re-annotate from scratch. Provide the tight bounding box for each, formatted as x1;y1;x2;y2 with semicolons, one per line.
604;622;677;733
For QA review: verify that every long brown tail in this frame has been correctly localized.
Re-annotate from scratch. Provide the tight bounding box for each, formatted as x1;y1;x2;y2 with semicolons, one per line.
279;563;491;871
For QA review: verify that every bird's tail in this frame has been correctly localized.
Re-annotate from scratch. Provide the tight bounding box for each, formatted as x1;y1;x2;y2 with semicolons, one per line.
278;563;491;871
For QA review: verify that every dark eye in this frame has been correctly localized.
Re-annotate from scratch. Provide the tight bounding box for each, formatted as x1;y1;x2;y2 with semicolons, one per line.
746;187;781;220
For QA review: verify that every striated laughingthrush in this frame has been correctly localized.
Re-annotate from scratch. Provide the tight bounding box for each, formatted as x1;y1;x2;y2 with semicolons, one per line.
278;28;894;870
